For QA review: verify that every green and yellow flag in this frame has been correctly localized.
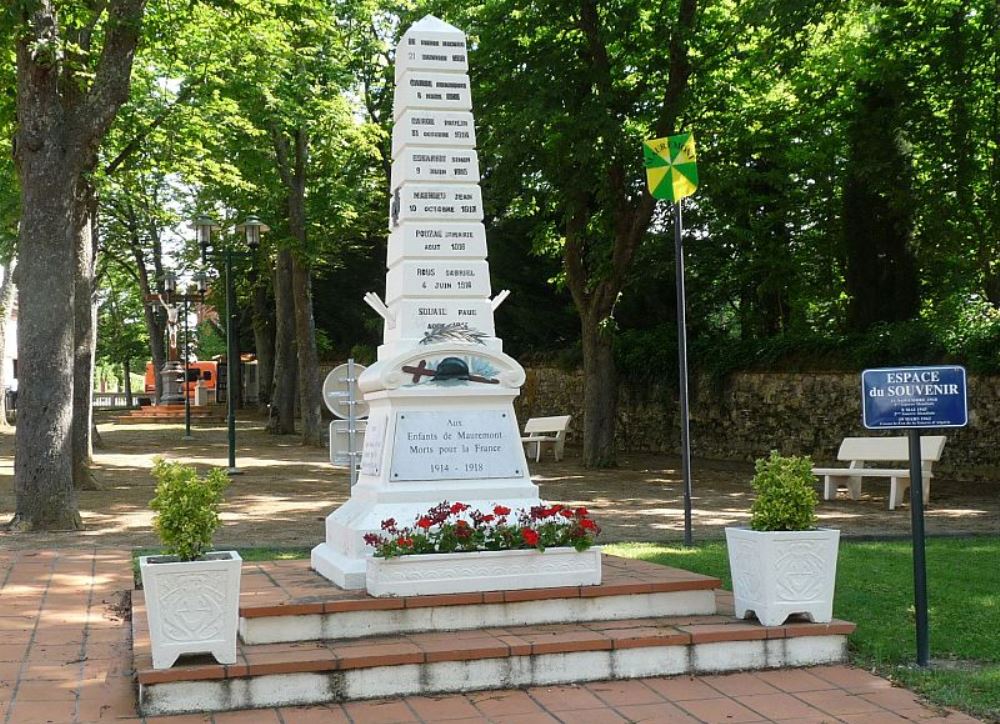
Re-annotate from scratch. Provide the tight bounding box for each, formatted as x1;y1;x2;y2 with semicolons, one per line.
643;132;698;202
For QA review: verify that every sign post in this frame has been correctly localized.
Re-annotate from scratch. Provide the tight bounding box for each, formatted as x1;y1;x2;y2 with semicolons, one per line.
861;365;968;666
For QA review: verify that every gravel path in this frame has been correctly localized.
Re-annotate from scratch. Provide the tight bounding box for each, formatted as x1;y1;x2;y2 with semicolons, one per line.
1;414;996;550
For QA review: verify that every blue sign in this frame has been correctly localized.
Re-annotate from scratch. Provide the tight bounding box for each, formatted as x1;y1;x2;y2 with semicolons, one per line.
862;366;968;429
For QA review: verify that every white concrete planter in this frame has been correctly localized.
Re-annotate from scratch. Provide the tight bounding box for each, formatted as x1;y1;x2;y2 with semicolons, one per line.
366;546;602;597
139;551;242;669
725;527;839;627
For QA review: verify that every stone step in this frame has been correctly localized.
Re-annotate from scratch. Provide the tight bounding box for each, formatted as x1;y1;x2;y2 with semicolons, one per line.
134;599;855;716
237;555;721;645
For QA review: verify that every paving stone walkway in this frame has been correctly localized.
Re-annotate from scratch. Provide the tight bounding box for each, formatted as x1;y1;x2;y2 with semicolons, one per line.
0;548;983;723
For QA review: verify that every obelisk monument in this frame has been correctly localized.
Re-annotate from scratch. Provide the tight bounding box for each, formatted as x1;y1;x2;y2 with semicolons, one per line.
312;16;541;589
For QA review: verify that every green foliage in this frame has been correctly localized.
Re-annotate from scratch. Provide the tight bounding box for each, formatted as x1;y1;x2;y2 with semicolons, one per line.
749;451;817;532
149;458;229;562
197;321;227;359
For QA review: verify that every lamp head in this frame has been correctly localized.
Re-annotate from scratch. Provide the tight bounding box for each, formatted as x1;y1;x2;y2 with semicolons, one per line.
235;215;269;251
193;215;220;261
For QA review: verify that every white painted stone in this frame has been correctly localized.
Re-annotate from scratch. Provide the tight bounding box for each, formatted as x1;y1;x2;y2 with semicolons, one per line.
384;299;495;347
692;640;767;673
394;71;472;118
366;547;602;597
612;645;689;678
390;184;483;227
395;16;468;81
240;589;716;644
139;552;242;670
425;657;507;692
765;637;787;668
141;677;248;716
726;527;840;627
533;651;613;686
392;111;476;159
784;635;847;666
247;672;335;709
385;259;490;304
388;222;487;267
140;636;853;715
344;663;423;700
392;148;481;188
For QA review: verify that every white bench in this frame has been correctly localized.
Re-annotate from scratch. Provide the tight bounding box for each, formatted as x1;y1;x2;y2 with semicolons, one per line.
521;415;571;462
812;436;947;510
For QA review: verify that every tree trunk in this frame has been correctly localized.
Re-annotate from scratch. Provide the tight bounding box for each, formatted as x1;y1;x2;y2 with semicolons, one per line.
268;249;297;434
843;77;919;331
72;186;100;490
251;272;275;412
10;164;82;530
8;0;145;531
579;311;618;468
0;262;16;429
123;359;134;409
131;235;166;402
558;0;696;468
292;255;323;446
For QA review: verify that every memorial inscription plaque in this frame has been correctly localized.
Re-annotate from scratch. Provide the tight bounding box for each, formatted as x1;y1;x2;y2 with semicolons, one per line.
390;410;520;481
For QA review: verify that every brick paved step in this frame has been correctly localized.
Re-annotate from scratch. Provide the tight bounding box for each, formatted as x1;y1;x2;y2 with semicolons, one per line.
135;603;855;716
236;556;721;644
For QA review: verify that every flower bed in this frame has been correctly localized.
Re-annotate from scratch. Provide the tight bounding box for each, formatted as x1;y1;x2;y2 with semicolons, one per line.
363;501;601;558
363;501;603;596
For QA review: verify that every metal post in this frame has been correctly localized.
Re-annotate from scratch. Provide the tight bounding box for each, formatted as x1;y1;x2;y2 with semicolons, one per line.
674;201;694;546
225;248;240;475
183;297;193;440
908;428;930;666
347;358;358;488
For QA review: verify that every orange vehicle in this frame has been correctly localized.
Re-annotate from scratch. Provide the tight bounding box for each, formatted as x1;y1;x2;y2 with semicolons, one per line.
144;361;219;400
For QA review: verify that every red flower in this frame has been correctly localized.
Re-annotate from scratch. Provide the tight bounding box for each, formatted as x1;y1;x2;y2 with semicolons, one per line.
450;502;470;514
559;509;574;519
381;518;397;531
481;514;495;523
575;507;589;517
417;517;433;529
521;528;540;546
493;505;511;516
581;518;599;531
397;537;413;547
456;520;469;529
363;533;383;545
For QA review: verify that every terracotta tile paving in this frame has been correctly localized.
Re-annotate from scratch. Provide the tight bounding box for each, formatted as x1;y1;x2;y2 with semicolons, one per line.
0;547;985;724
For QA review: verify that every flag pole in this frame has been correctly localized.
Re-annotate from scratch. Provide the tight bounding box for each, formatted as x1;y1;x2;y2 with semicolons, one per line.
673;199;694;546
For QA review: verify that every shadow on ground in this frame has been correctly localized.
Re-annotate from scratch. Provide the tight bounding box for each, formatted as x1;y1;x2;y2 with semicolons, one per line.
0;413;997;550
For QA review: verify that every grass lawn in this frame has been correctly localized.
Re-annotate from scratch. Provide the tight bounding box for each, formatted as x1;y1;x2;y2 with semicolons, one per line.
606;537;1000;721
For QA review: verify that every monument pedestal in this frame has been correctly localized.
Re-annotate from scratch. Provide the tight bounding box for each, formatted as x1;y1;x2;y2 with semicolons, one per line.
159;361;185;404
312;344;542;589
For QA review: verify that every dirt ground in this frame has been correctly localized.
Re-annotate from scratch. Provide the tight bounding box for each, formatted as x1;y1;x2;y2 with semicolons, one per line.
0;413;997;550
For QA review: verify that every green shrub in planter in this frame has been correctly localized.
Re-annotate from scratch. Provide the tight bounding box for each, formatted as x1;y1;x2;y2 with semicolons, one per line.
749;451;817;531
150;458;229;561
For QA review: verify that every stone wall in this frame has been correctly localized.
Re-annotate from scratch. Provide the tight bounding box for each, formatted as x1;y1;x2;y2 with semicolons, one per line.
515;368;1000;481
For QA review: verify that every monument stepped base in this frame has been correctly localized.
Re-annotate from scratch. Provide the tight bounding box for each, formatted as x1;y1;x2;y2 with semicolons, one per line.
134;555;855;716
116;403;226;424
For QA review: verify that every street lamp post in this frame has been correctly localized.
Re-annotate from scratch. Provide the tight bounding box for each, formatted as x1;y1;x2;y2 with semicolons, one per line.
196;214;267;475
181;272;209;440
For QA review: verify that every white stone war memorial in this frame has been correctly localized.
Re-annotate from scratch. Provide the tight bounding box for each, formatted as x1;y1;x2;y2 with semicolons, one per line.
311;16;601;594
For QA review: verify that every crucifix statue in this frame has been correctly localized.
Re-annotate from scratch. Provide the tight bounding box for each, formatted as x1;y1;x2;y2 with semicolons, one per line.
156;293;181;359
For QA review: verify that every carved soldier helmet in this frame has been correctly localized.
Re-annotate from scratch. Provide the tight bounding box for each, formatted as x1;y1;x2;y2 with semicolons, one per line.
432;357;470;381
